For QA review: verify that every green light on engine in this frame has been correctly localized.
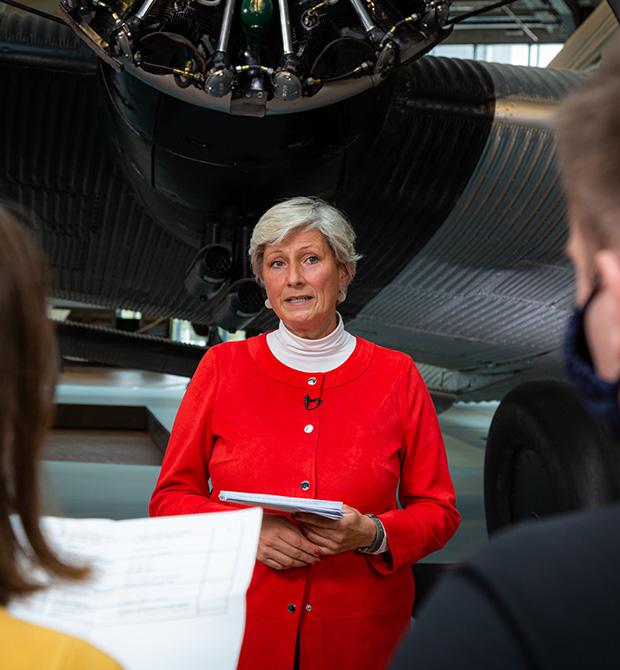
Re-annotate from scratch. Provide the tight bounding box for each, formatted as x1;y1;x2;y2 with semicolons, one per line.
241;0;273;38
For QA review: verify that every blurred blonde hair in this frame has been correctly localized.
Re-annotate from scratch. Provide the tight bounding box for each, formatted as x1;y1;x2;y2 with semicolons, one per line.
555;36;620;251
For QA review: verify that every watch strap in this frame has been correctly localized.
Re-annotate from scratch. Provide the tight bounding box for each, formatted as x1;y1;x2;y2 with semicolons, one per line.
358;514;385;554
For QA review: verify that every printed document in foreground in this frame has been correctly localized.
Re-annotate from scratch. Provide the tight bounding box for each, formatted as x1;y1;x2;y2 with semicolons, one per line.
8;507;262;670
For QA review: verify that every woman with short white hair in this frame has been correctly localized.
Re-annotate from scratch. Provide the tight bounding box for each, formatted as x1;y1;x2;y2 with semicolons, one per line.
250;195;360;303
150;196;459;670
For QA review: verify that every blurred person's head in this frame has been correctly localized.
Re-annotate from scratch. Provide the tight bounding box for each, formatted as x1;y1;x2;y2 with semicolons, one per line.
556;38;620;434
0;205;87;606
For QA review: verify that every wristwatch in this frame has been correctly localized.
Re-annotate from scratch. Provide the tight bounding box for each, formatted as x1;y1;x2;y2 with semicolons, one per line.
357;514;385;554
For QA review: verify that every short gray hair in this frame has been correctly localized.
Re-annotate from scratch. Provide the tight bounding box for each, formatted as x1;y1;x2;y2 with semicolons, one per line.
249;196;362;286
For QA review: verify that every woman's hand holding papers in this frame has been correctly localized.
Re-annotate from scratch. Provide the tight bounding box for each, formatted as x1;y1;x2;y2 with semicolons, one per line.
294;505;377;555
258;515;323;570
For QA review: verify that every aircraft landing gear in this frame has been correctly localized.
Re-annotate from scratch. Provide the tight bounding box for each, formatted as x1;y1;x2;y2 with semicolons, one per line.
484;379;620;536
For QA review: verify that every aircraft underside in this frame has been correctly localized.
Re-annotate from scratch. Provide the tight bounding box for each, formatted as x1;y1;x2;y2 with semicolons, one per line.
0;3;585;399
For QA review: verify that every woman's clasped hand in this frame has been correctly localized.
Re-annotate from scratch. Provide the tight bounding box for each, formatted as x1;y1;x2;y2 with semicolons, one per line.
257;515;322;570
294;505;377;555
257;506;377;570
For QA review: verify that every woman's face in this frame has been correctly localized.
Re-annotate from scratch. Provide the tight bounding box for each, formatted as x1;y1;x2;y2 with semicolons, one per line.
262;227;349;339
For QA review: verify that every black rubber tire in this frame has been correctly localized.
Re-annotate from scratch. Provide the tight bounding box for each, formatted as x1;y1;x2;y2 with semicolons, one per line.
484;379;620;536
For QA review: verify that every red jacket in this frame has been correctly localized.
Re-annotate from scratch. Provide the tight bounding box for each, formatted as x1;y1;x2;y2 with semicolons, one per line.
150;334;459;670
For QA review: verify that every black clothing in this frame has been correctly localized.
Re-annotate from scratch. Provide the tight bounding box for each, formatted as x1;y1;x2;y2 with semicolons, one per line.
391;504;620;669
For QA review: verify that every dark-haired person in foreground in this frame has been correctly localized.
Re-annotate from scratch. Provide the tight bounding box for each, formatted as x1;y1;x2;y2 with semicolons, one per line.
0;207;122;669
391;41;620;670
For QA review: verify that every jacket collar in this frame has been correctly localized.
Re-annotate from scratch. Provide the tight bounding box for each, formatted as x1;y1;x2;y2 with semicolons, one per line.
246;333;374;389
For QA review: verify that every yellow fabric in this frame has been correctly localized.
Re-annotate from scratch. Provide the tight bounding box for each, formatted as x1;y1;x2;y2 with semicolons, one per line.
0;607;123;670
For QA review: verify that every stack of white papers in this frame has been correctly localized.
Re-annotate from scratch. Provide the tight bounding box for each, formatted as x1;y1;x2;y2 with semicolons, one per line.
219;491;344;520
9;508;262;670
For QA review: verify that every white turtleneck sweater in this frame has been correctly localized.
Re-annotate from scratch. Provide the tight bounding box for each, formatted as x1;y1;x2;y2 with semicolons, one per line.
266;313;357;373
266;314;387;554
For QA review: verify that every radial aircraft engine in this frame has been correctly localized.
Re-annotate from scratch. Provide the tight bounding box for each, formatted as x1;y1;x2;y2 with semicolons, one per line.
60;0;453;111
